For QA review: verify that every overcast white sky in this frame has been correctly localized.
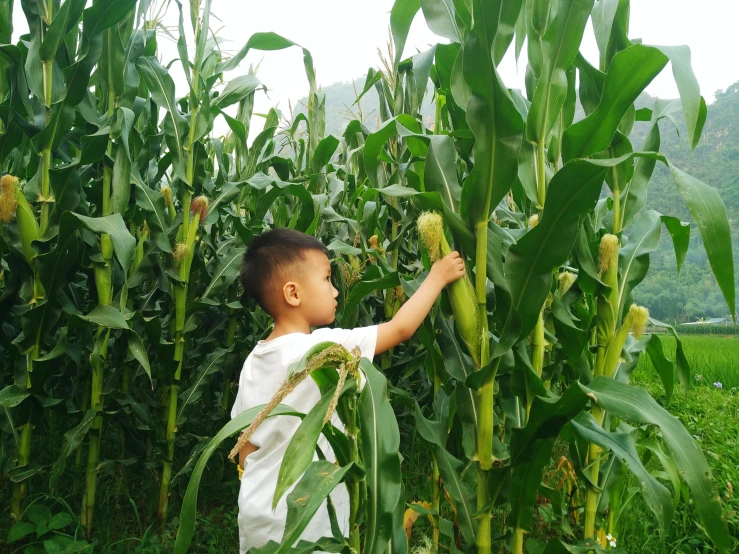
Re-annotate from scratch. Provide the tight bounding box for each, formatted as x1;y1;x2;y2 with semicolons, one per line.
12;0;739;137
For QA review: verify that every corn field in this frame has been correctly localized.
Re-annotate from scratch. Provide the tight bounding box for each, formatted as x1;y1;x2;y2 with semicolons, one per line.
0;0;736;553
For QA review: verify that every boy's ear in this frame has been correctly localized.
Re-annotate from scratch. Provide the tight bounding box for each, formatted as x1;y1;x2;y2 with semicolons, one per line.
282;281;300;307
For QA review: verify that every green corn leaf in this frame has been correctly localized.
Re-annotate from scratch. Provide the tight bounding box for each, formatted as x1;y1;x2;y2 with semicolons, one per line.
217;32;304;74
340;269;400;327
419;0;460;43
278;461;353;552
175;404;306;554
39;0;86;62
74;305;128;329
653;45;707;150
82;0;136;36
570;412;673;533
424;135;462;212
200;247;243;300
433;446;476;543
505;159;609;337
583;378;732;552
641;436;682;507
526;0;593;144
273;384;340;509
643;334;675;403
648;318;691;396
622;99;682;229
358;358;402;554
390;0;421;67
492;0;524;64
617;210;662;321
666;162;736;319
0;385;30;408
177;348;229;421
132;177;171;253
311;135;340;172
661;216;690;276
213;74;263;109
127;330;152;385
202;181;241;225
550;295;588;361
49;409;96;491
563;45;669;162
509;384;590;532
136;56;190;183
460;0;523;227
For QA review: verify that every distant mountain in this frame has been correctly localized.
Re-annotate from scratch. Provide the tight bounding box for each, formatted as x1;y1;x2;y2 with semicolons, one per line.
296;79;739;322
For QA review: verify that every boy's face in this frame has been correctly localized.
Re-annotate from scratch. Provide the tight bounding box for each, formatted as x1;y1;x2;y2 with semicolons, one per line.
291;250;339;326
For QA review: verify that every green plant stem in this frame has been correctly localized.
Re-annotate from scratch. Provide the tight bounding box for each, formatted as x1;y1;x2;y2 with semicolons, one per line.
82;328;110;537
512;527;525;554
432;371;441;552
584;405;605;539
346;394;361;554
82;73;117;537
159;212;200;521
474;220;494;554
528;310;546;420
612;185;621;235
536;139;546;209
158;33;204;519
10;413;32;521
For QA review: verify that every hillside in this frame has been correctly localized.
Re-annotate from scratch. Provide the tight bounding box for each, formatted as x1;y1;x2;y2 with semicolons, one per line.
296;79;739;323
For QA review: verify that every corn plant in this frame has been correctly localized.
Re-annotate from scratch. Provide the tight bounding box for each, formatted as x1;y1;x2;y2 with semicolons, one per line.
380;0;736;552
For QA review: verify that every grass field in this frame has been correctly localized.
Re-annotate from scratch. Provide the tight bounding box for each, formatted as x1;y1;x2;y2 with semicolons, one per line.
642;335;739;390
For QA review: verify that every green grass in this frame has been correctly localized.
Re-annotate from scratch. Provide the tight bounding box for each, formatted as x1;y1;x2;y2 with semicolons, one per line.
646;335;739;390
619;337;739;553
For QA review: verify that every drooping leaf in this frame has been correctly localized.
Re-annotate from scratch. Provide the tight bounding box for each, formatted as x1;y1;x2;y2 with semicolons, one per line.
175;405;306;554
358;358;402;554
570;412;673;533
49;409;96;490
278;461;353;551
563;45;669;162
583;378;732;552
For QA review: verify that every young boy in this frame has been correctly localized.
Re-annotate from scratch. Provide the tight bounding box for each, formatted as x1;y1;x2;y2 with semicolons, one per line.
231;228;465;553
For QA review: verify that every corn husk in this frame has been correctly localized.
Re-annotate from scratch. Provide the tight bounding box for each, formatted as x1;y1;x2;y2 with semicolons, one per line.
417;211;480;364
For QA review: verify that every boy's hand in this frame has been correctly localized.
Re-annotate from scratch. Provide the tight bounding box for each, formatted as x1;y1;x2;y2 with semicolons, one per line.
376;251;467;356
430;251;466;286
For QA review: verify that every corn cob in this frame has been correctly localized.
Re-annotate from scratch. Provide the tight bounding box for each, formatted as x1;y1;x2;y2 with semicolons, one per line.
418;212;480;366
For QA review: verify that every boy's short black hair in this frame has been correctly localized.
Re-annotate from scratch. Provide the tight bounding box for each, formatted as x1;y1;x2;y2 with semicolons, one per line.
240;228;328;314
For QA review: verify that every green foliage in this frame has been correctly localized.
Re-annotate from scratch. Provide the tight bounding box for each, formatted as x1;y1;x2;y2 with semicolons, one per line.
0;0;736;553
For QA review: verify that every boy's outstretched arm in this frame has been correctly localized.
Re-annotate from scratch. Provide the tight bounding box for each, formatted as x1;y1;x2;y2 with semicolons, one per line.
376;251;466;355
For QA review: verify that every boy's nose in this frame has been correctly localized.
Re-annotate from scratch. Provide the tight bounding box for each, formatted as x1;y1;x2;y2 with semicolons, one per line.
332;285;339;298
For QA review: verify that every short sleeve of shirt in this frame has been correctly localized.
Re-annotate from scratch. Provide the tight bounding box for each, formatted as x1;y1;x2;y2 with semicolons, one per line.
310;325;379;361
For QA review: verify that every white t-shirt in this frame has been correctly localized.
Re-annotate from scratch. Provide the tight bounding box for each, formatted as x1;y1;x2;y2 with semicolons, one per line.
231;325;378;553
